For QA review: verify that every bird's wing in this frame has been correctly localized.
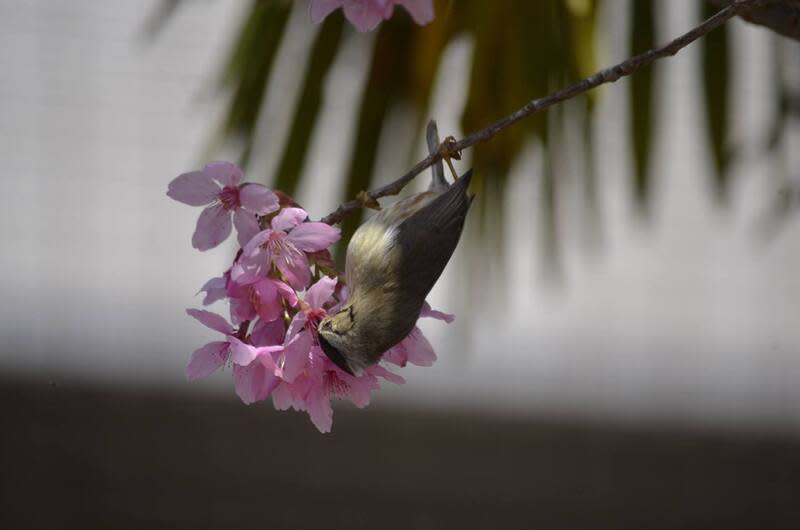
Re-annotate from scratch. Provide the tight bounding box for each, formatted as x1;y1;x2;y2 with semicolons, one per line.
396;170;473;299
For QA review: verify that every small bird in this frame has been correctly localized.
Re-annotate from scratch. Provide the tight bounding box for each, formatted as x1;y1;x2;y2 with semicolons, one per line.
318;120;473;375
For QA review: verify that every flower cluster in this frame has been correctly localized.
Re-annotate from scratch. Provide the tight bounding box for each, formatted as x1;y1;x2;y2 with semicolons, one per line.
168;161;453;432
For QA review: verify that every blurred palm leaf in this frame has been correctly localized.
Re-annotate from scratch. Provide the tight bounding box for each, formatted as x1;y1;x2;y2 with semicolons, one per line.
630;0;655;214
146;0;783;262
702;0;731;201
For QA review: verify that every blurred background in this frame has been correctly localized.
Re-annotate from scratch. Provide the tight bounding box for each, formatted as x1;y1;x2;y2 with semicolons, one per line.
2;0;800;528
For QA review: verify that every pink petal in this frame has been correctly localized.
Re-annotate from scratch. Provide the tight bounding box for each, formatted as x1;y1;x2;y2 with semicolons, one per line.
286;312;308;341
275;280;298;307
239;183;279;215
192;204;232;251
309;0;343;23
336;371;377;408
401;327;436;367
251;318;286;347
369;365;405;385
167;170;220;206
397;0;434;25
306;276;337;309
229;295;256;326
228;336;261;366
420;301;455;323
342;1;388;31
233;208;261;249
281;331;312;382
271;207;308;232
204;161;242;187
253;279;282;322
271;382;294;410
229;263;260;286
186;308;234;335
276;252;311;290
288;222;341;252
234;362;266;404
306;386;334;433
258;371;281;401
242;229;272;258
198;275;228;306
186;341;229;381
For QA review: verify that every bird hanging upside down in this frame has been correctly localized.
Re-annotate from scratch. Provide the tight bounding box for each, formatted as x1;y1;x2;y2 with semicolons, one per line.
318;120;474;375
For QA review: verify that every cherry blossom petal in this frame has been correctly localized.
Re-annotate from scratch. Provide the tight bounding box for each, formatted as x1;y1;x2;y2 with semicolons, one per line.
271;382;294;410
204;161;242;187
271;207;308;232
368;365;405;385
306;276;337;309
167;170;220;206
420;301;455;323
198;275;228;306
335;371;377;408
233;362;266;404
253;280;282;322
275;280;298;307
186;308;234;335
397;0;434;25
251;318;286;347
306;386;334;433
288;222;341;252
229;295;255;326
342;1;388;31
276;252;311;291
239;183;279;215
309;0;342;23
192;203;232;251
229;262;261;286
233;209;261;248
234;360;279;405
286;312;308;341
186;341;228;381
242;229;272;258
401;327;436;366
229;336;282;366
280;331;313;382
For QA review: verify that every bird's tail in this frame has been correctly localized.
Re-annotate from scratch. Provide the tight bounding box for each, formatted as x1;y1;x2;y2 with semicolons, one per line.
426;119;449;193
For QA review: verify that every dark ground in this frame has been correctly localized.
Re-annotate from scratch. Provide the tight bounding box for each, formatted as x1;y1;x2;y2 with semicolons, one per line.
2;376;799;530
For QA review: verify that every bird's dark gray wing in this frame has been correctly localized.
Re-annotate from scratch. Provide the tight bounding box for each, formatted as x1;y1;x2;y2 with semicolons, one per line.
396;170;473;299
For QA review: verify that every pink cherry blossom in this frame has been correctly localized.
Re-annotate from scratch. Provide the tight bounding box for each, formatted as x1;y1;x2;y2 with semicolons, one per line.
167;161;279;251
239;207;340;290
226;274;298;325
172;168;458;432
233;319;286;404
184;309;283;403
310;0;434;32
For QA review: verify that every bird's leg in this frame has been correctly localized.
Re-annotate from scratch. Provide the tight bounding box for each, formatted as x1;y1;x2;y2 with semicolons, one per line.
439;136;462;180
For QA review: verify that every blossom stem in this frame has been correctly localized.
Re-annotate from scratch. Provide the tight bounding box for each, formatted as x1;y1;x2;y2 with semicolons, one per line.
319;0;765;225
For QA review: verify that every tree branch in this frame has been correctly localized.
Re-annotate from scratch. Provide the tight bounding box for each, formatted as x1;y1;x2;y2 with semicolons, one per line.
320;0;765;225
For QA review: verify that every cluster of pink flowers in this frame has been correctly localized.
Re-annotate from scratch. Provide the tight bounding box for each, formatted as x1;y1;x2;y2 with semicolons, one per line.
168;161;452;432
310;0;434;32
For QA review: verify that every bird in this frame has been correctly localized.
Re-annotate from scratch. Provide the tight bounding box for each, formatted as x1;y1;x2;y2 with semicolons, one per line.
317;120;473;375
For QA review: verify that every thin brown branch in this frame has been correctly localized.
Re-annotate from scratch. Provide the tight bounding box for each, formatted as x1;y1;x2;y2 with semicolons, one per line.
320;0;764;225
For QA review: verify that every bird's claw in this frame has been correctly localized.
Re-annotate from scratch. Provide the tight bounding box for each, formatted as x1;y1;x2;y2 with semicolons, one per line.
357;190;381;210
